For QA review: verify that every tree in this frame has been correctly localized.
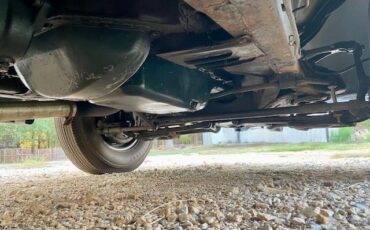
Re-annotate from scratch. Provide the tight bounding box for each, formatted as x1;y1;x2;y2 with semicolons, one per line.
0;119;59;149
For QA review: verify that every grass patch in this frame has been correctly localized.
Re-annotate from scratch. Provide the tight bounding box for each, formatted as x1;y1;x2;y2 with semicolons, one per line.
259;143;370;152
149;148;196;156
17;155;46;168
329;127;354;143
149;143;370;156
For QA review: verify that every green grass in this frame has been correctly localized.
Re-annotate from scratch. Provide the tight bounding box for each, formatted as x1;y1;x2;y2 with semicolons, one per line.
259;143;370;152
329;127;354;143
16;155;46;168
149;143;370;156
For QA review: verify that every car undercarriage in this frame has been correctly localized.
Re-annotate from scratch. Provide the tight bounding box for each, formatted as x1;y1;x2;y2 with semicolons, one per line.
0;0;369;173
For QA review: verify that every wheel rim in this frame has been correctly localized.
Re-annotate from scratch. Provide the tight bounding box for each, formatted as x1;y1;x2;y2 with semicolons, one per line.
78;117;147;168
102;133;139;151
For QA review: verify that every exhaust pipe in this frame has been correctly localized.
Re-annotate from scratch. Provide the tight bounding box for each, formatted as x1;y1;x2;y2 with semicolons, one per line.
0;101;76;122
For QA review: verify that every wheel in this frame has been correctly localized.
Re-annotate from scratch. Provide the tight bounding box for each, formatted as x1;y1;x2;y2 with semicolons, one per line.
54;117;152;174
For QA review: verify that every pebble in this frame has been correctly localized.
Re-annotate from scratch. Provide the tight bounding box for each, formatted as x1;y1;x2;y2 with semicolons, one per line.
203;216;216;225
178;213;189;222
260;224;273;230
201;223;208;229
291;217;306;225
255;212;276;221
167;213;177;223
348;214;363;225
303;207;321;218
189;205;200;215
316;214;329;224
232;187;240;194
320;209;334;217
227;214;243;223
254;202;270;209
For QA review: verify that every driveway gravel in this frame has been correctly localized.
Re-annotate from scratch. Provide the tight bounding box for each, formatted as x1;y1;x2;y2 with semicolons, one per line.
0;153;370;229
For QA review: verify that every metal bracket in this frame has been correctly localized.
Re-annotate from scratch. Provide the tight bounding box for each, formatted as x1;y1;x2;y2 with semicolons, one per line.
303;41;370;101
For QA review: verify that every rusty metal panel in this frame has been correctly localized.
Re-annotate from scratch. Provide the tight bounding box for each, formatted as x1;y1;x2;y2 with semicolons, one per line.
184;0;301;74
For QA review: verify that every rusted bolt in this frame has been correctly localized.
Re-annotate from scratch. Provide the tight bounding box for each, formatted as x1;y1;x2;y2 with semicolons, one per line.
288;35;296;46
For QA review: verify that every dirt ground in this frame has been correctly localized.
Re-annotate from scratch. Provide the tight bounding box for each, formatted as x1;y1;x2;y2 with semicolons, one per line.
0;153;370;229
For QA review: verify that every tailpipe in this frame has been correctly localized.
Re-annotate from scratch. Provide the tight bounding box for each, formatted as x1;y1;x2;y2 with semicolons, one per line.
0;101;76;122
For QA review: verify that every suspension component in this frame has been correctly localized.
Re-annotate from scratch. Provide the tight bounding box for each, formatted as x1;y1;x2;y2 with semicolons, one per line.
329;85;338;103
156;100;370;125
303;41;370;101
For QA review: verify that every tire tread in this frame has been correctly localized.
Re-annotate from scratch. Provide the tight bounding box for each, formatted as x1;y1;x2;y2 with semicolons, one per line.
54;118;150;174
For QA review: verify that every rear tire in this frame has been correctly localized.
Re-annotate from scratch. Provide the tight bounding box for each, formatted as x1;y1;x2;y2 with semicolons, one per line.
55;117;151;174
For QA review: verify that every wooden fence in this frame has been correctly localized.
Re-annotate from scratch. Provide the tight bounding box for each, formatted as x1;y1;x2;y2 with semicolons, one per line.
0;148;66;164
0;133;205;164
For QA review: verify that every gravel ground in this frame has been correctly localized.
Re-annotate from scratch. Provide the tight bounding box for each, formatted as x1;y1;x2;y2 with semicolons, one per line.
0;153;370;229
